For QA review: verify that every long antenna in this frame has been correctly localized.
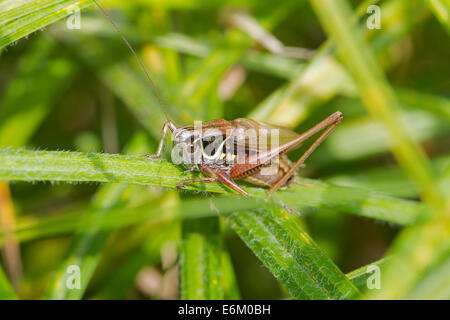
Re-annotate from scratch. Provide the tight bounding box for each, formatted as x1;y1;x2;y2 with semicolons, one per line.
91;0;171;122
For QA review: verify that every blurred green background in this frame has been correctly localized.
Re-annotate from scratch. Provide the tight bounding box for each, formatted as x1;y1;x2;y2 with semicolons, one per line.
0;0;449;300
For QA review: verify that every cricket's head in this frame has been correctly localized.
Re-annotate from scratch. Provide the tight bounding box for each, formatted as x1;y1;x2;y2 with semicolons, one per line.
171;125;228;166
171;126;203;166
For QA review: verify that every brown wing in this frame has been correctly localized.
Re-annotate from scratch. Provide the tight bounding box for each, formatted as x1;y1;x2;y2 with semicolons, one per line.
186;119;298;148
179;119;233;134
201;119;233;133
230;118;300;151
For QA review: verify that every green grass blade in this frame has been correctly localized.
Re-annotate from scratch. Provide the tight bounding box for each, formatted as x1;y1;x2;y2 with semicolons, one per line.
0;0;97;49
346;257;390;291
226;205;360;299
0;148;428;225
221;251;241;299
2;178;425;244
180;217;224;299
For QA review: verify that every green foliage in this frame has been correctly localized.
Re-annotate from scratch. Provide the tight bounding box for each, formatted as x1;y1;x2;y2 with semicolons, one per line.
310;0;449;300
0;0;448;300
44;132;151;299
227;205;360;299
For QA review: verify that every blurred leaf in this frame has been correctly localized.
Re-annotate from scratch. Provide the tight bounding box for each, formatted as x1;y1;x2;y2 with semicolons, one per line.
319;110;449;163
310;0;446;215
0;37;77;148
250;0;429;127
426;0;450;36
157;32;450;123
2;195;264;245
405;252;450;299
367;219;450;299
396;87;450;121
326;155;450;198
177;36;243;116
50;22;172;140
156;33;306;79
93;221;180;299
221;251;240;299
132;0;264;10
311;1;449;299
0;266;17;300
